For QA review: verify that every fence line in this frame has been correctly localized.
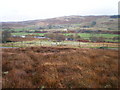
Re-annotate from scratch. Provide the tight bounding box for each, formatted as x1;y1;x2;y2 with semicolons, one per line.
6;41;119;48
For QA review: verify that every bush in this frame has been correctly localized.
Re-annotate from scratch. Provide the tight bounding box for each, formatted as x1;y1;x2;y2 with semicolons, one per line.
1;31;11;43
44;33;66;42
89;36;105;42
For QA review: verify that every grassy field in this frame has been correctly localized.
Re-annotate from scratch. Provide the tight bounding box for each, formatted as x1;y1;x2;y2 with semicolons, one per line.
12;32;119;42
12;32;119;37
64;33;119;38
2;39;119;49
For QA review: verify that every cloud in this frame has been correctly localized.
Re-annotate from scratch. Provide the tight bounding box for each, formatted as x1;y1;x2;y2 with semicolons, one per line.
0;0;119;21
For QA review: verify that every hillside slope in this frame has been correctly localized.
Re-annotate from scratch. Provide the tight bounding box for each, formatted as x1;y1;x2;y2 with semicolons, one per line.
1;15;118;30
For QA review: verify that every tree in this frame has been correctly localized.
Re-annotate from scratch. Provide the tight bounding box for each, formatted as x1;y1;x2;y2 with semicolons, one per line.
97;37;105;42
91;21;96;27
113;36;120;41
44;33;55;39
1;31;11;43
44;33;66;42
45;33;66;45
89;36;98;42
89;36;105;42
67;35;74;40
47;25;52;29
74;34;81;40
55;33;66;42
110;15;120;18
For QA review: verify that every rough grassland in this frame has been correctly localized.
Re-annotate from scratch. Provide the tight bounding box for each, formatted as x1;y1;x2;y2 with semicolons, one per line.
2;46;118;88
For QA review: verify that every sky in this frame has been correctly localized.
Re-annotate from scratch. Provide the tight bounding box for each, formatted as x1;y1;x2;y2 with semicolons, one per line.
0;0;119;22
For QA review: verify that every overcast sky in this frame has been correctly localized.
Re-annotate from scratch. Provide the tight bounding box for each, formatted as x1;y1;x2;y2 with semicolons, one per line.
0;0;119;22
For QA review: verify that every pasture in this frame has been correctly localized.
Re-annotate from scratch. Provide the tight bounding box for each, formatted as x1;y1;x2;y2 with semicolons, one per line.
12;32;119;42
2;39;119;49
12;33;46;36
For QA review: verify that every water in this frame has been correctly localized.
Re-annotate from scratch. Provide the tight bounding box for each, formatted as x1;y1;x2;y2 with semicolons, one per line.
0;47;18;48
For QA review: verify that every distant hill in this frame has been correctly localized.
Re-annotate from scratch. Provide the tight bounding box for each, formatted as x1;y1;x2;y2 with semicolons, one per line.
1;15;118;31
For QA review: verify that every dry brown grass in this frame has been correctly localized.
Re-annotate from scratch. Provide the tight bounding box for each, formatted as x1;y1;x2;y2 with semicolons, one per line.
2;46;119;88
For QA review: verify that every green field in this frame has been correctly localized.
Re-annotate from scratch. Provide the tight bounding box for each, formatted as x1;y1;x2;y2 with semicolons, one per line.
64;33;119;38
2;39;118;49
12;32;119;42
12;33;46;36
12;32;119;38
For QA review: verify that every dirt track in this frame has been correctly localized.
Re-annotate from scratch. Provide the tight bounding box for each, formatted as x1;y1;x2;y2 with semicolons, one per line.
2;46;119;88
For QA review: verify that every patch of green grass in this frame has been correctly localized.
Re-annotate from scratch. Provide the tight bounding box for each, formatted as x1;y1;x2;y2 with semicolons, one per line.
13;28;25;31
12;32;119;38
12;33;46;36
105;39;118;42
12;33;29;35
34;33;46;36
4;40;113;47
3;39;119;50
64;33;119;40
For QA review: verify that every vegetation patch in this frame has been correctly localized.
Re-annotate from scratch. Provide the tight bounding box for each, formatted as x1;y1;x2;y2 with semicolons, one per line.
2;46;118;88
